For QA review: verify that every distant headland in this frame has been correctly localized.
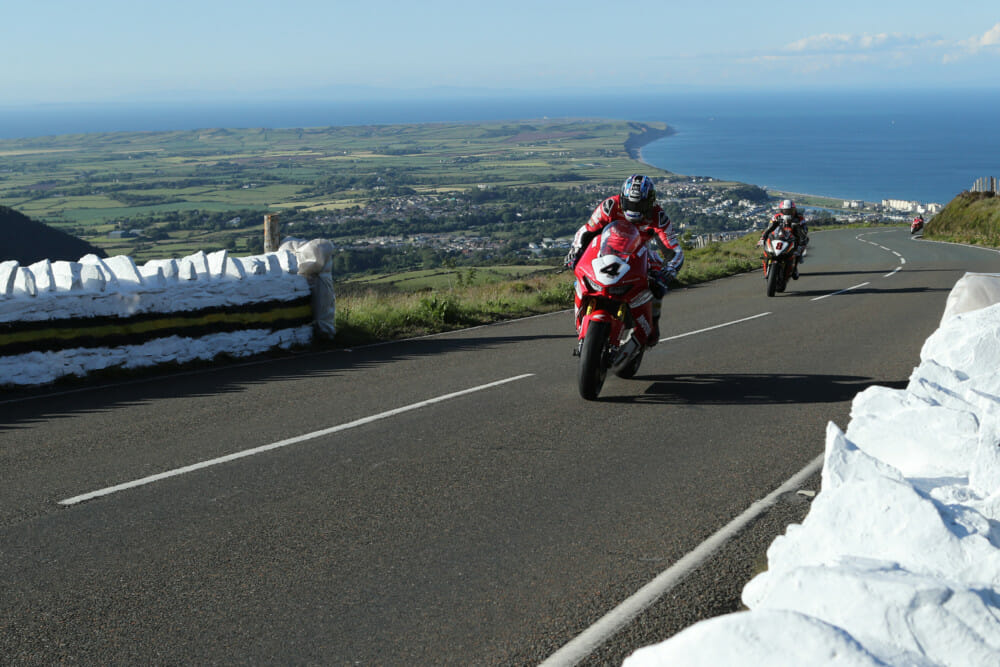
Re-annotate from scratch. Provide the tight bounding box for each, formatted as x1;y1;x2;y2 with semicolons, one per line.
625;124;675;162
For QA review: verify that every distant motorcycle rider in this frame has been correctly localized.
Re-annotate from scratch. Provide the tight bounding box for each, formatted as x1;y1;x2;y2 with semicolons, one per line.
759;199;808;279
565;174;684;347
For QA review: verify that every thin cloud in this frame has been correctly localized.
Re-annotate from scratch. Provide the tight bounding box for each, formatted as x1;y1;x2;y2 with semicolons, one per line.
945;21;1000;64
962;21;1000;49
734;31;935;75
984;22;1000;46
784;32;927;55
648;24;997;85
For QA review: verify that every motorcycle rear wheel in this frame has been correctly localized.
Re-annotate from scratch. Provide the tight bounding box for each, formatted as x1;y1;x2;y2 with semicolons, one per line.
578;320;610;400
615;348;644;379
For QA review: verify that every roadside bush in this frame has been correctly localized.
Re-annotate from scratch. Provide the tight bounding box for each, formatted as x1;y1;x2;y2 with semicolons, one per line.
417;295;464;325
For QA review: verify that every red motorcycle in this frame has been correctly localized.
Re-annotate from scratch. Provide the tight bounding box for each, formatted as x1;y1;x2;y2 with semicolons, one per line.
761;221;798;297
911;216;925;235
573;219;653;400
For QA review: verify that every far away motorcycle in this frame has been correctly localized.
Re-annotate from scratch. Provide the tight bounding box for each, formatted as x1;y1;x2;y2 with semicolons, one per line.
572;220;654;400
761;222;798;297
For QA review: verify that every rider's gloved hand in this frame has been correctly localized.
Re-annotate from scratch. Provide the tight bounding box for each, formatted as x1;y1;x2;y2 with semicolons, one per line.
564;246;580;269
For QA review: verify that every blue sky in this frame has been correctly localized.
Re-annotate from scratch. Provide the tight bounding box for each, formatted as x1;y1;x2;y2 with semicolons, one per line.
5;1;999;105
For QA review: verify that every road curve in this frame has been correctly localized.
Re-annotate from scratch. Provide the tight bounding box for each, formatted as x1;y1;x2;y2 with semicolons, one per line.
2;228;998;665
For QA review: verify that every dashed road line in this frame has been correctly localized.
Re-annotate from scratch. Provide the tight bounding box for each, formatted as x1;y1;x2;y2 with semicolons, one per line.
854;231;907;285
59;374;535;506
659;312;771;343
812;282;870;301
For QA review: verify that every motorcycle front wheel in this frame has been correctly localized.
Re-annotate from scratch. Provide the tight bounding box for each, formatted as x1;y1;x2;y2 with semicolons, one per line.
766;261;782;297
778;260;789;292
578;320;611;400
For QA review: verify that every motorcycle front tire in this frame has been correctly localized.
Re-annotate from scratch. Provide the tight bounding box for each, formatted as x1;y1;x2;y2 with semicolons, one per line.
766;261;781;297
578;320;611;400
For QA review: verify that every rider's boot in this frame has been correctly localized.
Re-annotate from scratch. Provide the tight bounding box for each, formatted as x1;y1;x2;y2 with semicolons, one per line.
648;300;662;347
648;316;661;347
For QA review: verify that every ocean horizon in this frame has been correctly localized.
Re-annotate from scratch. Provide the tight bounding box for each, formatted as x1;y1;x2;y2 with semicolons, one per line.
2;90;997;205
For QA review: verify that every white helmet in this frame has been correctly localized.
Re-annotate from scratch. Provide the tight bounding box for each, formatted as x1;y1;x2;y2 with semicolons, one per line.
779;199;796;215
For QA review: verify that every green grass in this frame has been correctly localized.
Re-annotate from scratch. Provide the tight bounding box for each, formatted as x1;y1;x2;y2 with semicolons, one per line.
674;234;761;285
924;192;1000;246
344;265;554;291
330;233;763;346
332;273;574;346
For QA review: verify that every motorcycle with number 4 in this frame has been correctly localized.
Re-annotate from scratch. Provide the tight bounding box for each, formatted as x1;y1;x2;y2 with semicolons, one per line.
761;221;798;297
572;220;654;400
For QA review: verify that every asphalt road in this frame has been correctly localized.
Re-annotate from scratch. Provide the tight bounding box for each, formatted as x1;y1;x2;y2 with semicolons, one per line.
2;228;998;666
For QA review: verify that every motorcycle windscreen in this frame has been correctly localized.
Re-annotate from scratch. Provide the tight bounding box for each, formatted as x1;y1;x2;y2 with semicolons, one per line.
599;221;643;258
769;226;794;241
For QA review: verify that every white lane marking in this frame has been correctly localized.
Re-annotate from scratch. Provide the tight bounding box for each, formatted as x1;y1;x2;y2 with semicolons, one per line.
884;267;901;278
659;312;771;343
811;282;870;301
59;374;535;506
859;234;907;263
540;453;825;667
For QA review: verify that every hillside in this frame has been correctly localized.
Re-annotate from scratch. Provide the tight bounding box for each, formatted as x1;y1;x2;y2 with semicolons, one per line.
926;192;1000;246
0;206;106;264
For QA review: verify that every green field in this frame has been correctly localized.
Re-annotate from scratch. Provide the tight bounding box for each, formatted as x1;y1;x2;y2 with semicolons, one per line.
0;120;673;260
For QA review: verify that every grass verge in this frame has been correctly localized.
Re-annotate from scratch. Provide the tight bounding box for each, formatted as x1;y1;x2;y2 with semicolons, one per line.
330;232;763;346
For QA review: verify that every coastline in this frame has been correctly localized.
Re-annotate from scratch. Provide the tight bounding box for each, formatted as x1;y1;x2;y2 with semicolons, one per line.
625;124;675;162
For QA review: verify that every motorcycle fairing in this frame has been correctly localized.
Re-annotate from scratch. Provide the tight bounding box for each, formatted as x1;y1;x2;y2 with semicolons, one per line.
587;223;647;287
588;254;633;286
768;238;791;254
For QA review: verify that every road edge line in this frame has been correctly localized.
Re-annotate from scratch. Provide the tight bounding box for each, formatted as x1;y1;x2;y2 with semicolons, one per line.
539;453;825;667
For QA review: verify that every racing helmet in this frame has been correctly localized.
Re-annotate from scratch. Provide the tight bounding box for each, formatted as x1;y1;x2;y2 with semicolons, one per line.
621;174;656;222
779;199;797;215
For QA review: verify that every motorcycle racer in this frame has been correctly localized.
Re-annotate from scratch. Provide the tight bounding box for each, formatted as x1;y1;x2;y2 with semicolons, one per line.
565;174;684;347
759;199;808;279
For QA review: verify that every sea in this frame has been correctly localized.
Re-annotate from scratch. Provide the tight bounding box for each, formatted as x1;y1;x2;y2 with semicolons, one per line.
2;90;998;205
